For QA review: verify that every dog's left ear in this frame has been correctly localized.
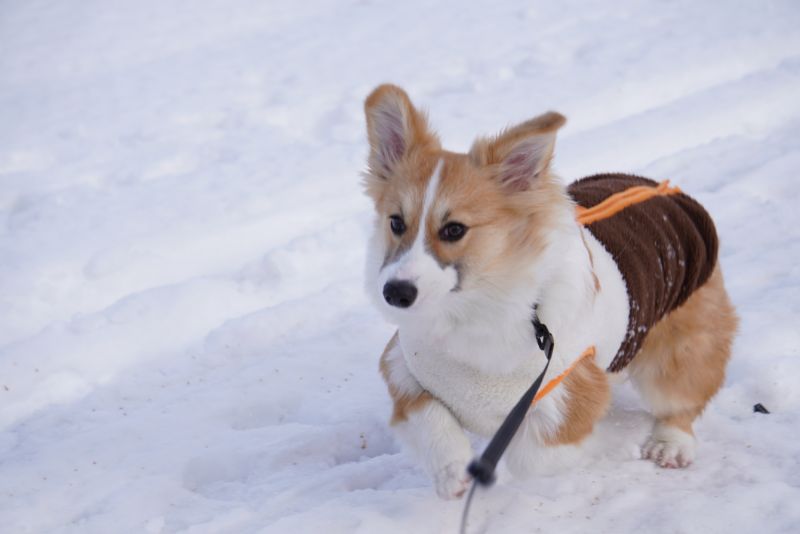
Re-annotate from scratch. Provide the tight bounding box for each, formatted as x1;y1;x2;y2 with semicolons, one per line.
470;112;566;192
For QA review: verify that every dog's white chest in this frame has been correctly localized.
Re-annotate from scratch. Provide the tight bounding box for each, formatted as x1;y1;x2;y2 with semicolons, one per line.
399;332;541;436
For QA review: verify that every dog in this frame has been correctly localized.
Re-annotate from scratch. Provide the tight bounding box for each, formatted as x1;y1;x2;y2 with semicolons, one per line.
362;84;738;499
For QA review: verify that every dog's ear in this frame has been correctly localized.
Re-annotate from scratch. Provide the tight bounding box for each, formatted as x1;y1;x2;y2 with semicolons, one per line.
470;112;566;192
364;84;437;179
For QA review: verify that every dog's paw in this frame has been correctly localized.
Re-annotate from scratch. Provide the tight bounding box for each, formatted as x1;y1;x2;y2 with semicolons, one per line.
642;424;696;468
433;462;471;500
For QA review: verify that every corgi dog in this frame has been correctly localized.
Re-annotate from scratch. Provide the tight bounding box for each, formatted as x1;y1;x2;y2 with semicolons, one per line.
362;84;738;499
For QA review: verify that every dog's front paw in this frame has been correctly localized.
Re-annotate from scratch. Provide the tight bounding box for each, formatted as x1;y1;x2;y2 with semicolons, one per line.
642;424;696;468
433;462;471;500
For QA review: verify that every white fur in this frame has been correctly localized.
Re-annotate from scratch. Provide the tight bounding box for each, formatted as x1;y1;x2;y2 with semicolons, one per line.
372;159;460;316
367;172;634;492
382;336;473;499
578;228;630;371
396;219;631;465
394;403;474;499
642;422;696;468
505;424;584;477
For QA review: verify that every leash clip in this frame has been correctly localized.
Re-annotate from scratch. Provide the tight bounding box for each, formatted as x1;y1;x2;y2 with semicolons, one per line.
532;316;554;360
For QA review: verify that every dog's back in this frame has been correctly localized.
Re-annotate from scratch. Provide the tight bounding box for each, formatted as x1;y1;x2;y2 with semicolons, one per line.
569;173;718;371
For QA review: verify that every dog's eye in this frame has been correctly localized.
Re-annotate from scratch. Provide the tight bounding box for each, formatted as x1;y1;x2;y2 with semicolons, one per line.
439;222;468;242
389;215;406;236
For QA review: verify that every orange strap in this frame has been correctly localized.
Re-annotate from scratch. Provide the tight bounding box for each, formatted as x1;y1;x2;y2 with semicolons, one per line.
575;179;681;225
533;346;596;404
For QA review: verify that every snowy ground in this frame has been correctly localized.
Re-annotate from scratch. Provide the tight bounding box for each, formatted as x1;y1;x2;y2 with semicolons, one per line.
1;1;799;532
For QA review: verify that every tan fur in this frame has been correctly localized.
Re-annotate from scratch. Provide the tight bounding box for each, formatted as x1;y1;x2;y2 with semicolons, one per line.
579;229;601;294
425;153;564;281
627;264;738;434
468;111;566;166
379;333;433;425
363;85;569;296
366;85;735;475
364;84;440;182
546;355;611;445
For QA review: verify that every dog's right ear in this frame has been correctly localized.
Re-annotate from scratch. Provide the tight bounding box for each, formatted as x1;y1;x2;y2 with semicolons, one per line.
364;84;437;179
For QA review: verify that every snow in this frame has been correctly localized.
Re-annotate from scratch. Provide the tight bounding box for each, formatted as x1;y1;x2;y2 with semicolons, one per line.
1;0;799;532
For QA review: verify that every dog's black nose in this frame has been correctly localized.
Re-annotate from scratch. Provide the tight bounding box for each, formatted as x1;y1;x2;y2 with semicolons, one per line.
383;280;418;308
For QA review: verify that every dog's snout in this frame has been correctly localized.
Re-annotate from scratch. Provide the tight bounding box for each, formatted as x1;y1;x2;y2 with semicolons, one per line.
383;280;418;308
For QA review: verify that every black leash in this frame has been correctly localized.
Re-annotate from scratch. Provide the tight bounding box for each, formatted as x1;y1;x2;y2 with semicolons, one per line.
459;309;555;534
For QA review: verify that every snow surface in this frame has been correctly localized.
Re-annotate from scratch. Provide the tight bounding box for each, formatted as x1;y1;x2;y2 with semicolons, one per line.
1;0;799;532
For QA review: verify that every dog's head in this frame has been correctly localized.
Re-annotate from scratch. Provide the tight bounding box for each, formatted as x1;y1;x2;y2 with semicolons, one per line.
363;84;569;327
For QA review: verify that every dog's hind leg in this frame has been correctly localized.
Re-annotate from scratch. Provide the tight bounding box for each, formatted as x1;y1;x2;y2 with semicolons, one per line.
627;264;738;468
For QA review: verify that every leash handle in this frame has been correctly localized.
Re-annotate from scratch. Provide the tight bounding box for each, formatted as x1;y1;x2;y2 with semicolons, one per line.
466;316;554;486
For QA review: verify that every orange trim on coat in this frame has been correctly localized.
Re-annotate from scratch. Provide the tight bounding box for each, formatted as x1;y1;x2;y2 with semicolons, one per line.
575;180;681;225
